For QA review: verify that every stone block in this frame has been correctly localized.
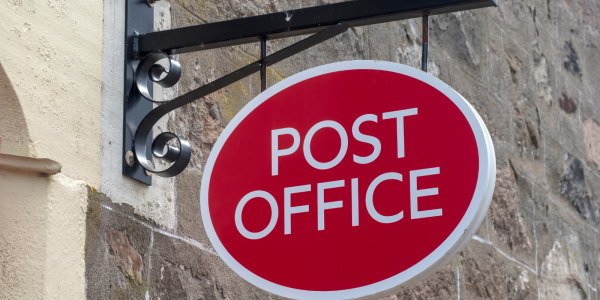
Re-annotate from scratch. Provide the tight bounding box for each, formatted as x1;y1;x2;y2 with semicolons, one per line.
149;230;288;300
458;241;538;300
106;229;144;284
559;153;599;223
392;263;458;300
487;166;536;268
85;193;153;300
176;167;208;244
538;229;589;300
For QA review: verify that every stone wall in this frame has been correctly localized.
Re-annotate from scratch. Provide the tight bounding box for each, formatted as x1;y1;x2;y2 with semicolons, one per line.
88;0;600;299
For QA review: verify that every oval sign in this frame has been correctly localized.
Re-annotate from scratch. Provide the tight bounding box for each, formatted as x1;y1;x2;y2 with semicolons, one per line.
201;61;495;300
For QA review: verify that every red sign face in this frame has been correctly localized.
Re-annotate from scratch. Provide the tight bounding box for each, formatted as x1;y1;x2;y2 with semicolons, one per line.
201;61;495;300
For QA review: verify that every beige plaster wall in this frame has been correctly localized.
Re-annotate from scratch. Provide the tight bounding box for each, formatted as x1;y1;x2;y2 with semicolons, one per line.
0;170;48;299
0;0;104;299
0;0;103;185
0;171;88;299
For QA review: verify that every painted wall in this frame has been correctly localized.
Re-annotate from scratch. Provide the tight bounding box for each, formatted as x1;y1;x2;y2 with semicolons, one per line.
0;0;103;298
89;0;600;299
100;0;178;230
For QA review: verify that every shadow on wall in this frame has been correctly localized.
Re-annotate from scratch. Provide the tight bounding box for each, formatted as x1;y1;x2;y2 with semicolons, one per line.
0;62;31;156
0;63;53;298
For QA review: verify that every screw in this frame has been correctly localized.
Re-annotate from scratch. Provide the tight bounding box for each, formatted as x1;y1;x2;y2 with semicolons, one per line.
125;151;135;167
147;0;160;7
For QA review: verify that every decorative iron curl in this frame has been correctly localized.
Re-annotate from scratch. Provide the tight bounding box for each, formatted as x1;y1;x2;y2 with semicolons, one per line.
135;52;182;103
133;52;191;177
132;23;349;178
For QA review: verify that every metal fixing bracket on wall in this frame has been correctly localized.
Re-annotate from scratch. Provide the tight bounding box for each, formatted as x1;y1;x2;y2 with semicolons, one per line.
123;0;154;185
123;0;498;185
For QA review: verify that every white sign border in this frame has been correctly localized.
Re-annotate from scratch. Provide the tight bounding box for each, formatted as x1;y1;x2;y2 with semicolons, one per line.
200;60;496;300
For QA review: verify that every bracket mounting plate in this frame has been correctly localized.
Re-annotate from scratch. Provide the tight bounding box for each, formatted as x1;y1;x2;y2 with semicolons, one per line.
123;0;154;185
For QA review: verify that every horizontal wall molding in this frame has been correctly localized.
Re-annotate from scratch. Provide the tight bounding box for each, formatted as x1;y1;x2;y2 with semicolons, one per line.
0;154;62;174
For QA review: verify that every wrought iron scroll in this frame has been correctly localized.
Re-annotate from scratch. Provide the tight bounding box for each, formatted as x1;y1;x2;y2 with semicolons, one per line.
131;23;350;178
135;52;181;103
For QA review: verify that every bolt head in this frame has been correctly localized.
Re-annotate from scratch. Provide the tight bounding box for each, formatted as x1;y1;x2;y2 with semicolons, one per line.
147;0;159;7
125;151;135;167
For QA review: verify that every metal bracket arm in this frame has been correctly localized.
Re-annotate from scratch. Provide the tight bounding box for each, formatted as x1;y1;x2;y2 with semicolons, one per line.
138;0;497;55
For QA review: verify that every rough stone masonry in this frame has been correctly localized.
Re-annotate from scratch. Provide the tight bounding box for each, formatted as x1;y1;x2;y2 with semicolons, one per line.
87;0;600;299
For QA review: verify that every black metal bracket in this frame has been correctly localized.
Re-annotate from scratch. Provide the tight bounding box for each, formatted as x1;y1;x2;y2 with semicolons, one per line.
422;13;430;72
123;0;154;184
123;0;498;185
